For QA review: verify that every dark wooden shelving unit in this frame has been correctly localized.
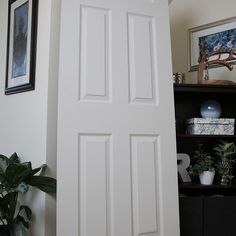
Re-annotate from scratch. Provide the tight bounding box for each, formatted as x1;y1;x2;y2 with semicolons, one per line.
175;84;236;236
174;83;236;154
174;83;236;183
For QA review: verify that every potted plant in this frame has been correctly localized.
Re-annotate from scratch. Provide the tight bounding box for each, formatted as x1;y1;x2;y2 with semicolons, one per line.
188;144;216;185
213;140;236;185
0;153;56;236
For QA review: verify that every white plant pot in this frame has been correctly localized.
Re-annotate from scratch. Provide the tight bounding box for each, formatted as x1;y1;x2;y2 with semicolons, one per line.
199;171;215;185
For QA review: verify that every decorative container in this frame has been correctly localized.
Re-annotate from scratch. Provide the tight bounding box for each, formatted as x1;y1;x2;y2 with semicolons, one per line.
199;171;215;185
173;72;185;84
200;100;222;118
219;160;233;185
186;118;235;135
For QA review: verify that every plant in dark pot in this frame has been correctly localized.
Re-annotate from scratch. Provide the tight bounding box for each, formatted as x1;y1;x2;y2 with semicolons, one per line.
0;153;56;236
188;144;216;185
213;140;236;185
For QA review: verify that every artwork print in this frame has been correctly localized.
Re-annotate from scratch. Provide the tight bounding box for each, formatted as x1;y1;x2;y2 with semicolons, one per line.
12;2;29;78
188;17;236;71
199;28;236;54
6;0;38;95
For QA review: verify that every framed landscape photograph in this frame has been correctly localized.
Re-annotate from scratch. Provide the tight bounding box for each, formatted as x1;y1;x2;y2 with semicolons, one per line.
188;17;236;71
5;0;38;95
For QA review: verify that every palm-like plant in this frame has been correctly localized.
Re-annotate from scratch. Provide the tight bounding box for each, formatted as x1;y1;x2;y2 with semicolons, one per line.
0;153;56;236
213;140;236;162
213;140;236;185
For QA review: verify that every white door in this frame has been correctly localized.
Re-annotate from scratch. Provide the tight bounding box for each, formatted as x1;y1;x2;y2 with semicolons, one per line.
57;0;179;236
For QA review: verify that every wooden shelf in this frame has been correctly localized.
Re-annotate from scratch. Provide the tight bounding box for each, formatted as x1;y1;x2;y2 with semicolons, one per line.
174;83;236;93
177;134;236;139
179;182;236;196
179;182;236;190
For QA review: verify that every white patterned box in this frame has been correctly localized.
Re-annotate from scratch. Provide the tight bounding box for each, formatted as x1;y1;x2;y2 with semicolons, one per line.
186;118;235;135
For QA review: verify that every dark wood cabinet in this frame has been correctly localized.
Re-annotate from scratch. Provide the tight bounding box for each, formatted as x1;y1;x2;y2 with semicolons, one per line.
204;196;236;236
180;196;236;236
174;84;236;236
179;197;203;236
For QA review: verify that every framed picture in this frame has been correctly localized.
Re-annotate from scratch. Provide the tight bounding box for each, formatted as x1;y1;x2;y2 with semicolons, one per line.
5;0;38;95
188;17;236;71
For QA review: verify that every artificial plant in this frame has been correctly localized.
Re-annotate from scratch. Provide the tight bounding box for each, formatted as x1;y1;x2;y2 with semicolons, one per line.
188;144;215;176
213;140;236;185
0;153;56;236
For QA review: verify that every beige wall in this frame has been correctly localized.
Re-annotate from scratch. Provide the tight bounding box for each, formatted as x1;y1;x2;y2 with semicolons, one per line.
169;0;236;83
0;0;60;235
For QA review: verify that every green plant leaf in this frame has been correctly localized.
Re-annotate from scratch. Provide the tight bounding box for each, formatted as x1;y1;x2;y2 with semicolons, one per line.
26;176;56;193
214;140;236;161
5;163;30;187
0;184;5;194
10;220;27;236
5;162;48;189
9;153;20;164
0;152;56;233
0;194;10;220
190;145;216;173
29;164;47;177
18;205;32;222
0;155;9;181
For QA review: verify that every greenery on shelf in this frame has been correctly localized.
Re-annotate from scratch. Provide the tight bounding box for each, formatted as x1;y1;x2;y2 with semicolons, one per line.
213;140;236;163
213;140;236;185
188;144;216;176
0;153;56;236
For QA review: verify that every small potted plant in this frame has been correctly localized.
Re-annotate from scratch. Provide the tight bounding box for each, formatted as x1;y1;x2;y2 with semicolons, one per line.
188;144;216;185
213;140;236;185
0;153;56;236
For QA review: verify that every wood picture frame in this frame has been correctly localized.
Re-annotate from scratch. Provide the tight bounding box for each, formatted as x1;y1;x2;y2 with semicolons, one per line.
5;0;38;95
188;17;236;72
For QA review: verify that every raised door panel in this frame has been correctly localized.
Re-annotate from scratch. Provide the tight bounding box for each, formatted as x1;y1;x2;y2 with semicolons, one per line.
80;6;111;102
79;134;113;236
128;13;158;105
131;135;160;236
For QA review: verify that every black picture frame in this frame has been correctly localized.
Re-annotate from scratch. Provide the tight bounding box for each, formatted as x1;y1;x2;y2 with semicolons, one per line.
5;0;38;95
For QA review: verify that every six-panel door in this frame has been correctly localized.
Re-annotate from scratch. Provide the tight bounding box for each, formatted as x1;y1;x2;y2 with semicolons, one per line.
57;0;179;235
